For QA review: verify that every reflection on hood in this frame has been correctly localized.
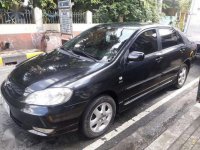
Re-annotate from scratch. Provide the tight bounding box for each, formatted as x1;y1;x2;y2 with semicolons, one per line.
10;50;106;91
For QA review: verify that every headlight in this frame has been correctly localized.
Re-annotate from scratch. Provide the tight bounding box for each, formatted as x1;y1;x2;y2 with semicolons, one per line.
24;88;73;106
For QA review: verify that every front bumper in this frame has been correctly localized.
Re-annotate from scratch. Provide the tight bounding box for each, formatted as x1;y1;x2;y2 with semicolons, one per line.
1;86;87;137
9;105;80;136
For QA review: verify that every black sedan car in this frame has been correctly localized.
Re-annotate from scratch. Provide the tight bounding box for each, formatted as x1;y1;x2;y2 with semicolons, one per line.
1;23;196;138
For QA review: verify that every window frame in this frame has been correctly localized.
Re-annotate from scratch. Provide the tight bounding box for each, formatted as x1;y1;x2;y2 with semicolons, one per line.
157;27;184;50
175;31;184;45
127;28;159;57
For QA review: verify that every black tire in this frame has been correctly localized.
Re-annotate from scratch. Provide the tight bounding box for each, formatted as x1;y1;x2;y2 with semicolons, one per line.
81;95;116;139
174;64;188;89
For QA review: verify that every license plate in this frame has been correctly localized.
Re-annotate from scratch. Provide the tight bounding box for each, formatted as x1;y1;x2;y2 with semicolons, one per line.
1;94;10;116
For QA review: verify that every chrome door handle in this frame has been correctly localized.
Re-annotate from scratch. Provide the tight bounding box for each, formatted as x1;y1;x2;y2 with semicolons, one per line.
155;56;163;63
180;47;186;53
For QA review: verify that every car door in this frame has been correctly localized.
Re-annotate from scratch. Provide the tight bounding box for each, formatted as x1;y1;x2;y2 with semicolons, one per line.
123;29;163;106
157;28;185;82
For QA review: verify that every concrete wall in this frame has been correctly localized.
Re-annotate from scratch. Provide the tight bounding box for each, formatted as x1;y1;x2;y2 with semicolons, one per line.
184;0;200;40
0;24;98;51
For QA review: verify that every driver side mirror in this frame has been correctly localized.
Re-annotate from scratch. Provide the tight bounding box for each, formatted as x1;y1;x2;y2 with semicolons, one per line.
128;51;145;62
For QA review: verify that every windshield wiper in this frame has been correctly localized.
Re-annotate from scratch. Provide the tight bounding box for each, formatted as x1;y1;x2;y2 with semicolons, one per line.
59;47;78;57
72;50;98;62
60;46;71;52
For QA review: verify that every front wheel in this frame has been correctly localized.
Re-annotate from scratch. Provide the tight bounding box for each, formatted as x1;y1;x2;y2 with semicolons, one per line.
81;95;116;138
174;64;188;89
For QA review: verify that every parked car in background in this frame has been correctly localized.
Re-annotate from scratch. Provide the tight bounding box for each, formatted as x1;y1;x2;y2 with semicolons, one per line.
197;45;200;55
187;37;200;56
197;79;200;102
0;23;197;138
195;43;199;56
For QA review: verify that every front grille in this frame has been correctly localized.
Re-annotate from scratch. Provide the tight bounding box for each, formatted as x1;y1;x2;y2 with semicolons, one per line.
2;78;24;100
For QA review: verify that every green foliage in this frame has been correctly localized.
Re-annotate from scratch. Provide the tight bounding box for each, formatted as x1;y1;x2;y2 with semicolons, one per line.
73;0;100;12
144;0;160;22
163;0;179;9
74;0;160;23
1;0;160;23
179;0;191;12
0;0;21;10
0;0;57;10
163;0;191;12
35;0;57;10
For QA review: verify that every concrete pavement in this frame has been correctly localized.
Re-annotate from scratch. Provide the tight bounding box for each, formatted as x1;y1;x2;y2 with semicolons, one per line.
112;89;200;150
146;103;200;150
0;49;43;66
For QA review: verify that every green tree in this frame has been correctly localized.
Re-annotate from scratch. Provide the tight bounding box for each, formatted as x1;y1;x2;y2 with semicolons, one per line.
33;0;57;10
162;0;191;30
74;0;159;23
178;0;191;30
179;0;191;12
0;0;57;10
162;0;179;9
162;0;191;11
0;0;21;10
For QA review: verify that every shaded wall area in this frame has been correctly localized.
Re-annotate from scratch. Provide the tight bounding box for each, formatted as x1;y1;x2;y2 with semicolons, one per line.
0;33;41;50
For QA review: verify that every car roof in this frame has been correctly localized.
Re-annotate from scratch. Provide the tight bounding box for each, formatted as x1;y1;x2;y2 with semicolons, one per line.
96;22;172;30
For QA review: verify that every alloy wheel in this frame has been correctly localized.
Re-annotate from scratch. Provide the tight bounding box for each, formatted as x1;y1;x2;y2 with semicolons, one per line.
89;102;113;133
178;67;187;86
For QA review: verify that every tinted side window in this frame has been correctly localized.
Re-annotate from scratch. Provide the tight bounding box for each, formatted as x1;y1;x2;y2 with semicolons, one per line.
159;28;183;49
130;29;158;55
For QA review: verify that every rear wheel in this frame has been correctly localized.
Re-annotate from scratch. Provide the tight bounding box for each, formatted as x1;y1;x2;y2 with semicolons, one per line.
174;64;188;89
81;95;116;138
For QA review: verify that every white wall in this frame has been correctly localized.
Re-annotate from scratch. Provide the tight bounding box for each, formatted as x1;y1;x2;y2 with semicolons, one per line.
184;0;200;39
0;24;98;35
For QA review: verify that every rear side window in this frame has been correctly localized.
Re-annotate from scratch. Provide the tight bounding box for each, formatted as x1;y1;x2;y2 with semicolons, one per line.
130;29;158;55
159;28;183;49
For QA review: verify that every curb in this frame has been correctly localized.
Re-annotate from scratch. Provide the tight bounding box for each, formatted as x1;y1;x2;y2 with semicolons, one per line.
0;57;3;66
26;52;44;59
110;79;199;150
0;51;44;67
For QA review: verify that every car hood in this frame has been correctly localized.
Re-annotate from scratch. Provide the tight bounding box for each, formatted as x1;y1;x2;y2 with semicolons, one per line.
9;50;106;91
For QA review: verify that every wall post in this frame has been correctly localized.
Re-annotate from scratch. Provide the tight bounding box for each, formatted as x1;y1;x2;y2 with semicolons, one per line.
34;7;43;32
86;10;93;24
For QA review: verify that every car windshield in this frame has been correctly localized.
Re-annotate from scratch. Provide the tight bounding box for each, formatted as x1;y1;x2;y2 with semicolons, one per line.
61;26;138;62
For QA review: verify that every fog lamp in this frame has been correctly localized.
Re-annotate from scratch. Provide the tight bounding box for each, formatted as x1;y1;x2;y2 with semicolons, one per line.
33;127;55;134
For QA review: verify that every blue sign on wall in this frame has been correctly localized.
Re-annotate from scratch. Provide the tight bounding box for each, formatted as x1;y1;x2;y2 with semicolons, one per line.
58;0;71;9
58;0;73;35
